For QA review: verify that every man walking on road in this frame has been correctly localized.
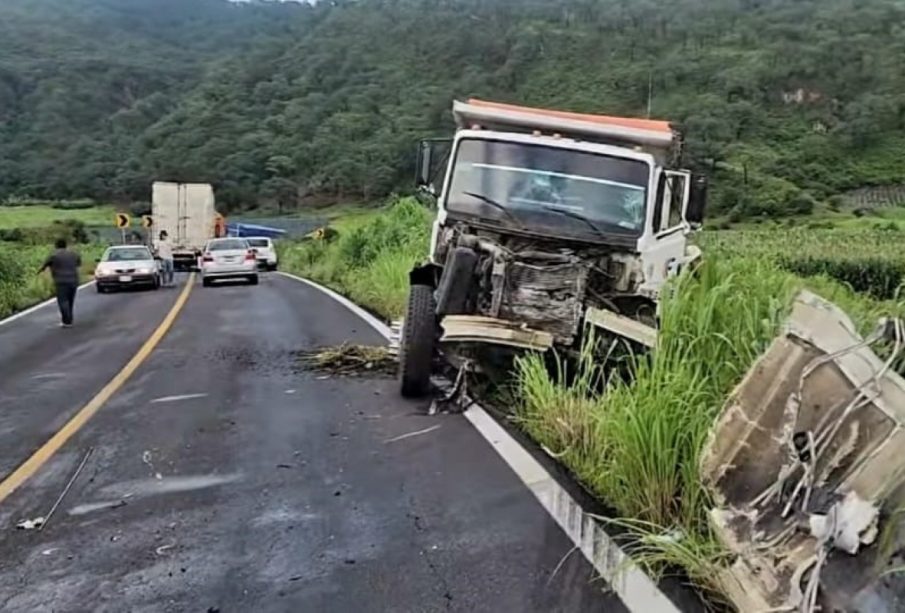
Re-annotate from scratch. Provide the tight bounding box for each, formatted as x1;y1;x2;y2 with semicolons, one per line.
37;238;82;328
156;230;174;287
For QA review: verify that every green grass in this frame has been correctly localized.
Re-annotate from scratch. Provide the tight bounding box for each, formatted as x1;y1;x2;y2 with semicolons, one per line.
0;242;103;319
277;198;432;319
0;204;115;229
513;254;905;597
275;199;905;602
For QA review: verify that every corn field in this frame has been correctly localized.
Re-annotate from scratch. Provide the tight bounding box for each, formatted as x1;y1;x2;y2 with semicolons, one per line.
699;228;905;299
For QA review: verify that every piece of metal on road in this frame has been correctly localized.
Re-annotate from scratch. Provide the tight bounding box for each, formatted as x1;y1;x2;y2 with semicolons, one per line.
150;393;209;404
0;275;196;505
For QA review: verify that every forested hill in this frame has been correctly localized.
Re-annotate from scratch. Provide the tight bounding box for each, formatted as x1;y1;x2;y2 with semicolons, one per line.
2;0;904;218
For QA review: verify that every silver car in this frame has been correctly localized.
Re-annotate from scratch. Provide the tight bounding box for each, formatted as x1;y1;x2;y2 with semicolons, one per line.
200;238;259;287
95;245;161;293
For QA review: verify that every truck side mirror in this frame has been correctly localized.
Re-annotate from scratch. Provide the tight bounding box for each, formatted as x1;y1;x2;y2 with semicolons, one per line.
686;174;708;226
416;141;433;190
414;138;452;198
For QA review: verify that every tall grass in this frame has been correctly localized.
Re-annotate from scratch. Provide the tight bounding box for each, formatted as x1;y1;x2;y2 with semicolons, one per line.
514;256;905;593
278;198;431;319
0;243;102;319
279;202;905;599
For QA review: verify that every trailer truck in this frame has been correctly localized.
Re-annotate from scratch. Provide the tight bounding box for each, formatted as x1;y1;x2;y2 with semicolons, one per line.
151;182;221;271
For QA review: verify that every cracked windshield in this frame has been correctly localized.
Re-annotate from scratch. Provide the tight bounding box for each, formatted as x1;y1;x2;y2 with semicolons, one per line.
1;0;904;611
447;139;649;237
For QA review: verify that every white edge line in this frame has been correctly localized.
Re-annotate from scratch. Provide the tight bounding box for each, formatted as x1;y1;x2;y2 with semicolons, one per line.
0;281;96;328
278;271;679;613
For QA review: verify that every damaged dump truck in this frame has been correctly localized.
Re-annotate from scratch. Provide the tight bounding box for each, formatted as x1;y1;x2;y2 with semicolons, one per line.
702;291;905;612
398;99;707;396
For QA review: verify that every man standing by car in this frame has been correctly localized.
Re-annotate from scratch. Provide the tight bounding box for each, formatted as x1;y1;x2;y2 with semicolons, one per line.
37;238;82;328
156;230;174;287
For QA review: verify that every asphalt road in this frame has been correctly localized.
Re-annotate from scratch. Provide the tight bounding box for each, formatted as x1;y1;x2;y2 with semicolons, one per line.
0;273;624;612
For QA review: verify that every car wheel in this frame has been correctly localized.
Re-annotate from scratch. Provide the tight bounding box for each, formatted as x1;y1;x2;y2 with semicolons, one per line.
96;285;106;294
269;263;278;272
202;277;212;288
248;274;259;286
399;284;437;398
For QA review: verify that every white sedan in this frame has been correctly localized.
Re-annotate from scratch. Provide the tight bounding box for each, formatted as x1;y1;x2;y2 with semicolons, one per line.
95;245;160;293
200;238;259;287
246;237;278;271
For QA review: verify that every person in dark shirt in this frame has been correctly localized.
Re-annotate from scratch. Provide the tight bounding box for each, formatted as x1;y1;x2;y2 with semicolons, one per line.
37;238;82;327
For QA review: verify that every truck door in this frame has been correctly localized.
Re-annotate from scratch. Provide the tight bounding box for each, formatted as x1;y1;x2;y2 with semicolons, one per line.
638;170;691;295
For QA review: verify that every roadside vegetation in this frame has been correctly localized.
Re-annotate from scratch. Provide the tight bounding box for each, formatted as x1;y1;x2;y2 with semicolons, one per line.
0;205;105;319
279;198;905;600
277;198;431;320
0;202;114;229
0;243;101;319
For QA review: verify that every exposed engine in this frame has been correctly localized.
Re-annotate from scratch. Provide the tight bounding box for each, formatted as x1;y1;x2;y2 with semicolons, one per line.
433;224;647;345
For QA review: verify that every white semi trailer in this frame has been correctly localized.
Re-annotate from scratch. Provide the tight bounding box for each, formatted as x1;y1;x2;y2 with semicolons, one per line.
151;182;221;271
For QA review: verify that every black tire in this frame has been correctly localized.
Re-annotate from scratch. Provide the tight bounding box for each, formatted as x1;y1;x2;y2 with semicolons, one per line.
248;274;259;286
202;277;212;288
399;284;437;398
96;285;106;294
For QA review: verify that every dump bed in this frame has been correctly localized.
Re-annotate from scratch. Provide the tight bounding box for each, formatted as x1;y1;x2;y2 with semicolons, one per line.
151;182;216;253
453;99;679;163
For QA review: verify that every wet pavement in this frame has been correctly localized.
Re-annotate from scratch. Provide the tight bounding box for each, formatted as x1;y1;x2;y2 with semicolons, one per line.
0;273;623;611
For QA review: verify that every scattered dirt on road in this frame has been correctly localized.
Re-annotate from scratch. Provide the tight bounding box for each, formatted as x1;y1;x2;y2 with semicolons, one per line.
295;344;396;377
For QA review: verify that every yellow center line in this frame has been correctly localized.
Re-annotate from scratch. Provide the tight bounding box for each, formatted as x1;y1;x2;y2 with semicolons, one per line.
0;273;196;505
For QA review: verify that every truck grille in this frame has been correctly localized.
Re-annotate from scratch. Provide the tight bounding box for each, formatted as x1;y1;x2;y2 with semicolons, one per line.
499;260;590;343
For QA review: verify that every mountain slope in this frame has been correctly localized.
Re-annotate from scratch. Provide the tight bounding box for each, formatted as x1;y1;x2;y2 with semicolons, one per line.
1;0;904;218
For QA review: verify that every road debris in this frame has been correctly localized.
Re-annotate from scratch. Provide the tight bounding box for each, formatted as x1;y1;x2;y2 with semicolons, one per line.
155;542;176;555
384;425;442;444
16;517;45;530
35;446;94;532
150;393;209;404
296;344;396;376
701;291;905;612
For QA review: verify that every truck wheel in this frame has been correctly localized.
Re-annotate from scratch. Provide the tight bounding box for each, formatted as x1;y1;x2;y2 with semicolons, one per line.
399;284;437;398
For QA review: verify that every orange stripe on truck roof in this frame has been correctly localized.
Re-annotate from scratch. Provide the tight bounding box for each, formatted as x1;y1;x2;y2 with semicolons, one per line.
467;99;673;134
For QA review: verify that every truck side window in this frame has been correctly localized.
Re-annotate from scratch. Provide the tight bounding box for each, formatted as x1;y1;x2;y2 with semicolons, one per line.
655;172;687;234
667;174;686;228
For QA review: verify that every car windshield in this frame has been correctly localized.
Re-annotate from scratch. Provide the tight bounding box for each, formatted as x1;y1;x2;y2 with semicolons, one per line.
104;248;152;262
208;239;248;251
446;139;650;238
246;239;269;247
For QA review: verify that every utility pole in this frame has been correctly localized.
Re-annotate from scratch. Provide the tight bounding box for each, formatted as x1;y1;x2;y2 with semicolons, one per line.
647;69;653;119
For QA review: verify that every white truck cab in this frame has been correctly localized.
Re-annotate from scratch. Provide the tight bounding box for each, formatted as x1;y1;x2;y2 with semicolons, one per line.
398;99;707;397
423;100;706;299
